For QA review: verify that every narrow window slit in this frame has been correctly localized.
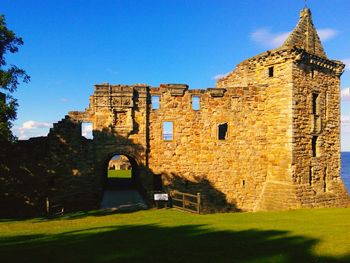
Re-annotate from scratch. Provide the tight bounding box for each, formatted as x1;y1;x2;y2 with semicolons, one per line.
218;123;228;140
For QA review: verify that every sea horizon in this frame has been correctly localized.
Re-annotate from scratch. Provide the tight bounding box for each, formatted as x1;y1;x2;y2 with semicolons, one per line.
341;152;350;193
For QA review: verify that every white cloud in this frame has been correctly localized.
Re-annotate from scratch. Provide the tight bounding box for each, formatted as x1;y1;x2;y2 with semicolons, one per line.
341;115;350;133
341;58;350;71
15;120;52;140
212;72;229;81
251;28;290;49
317;28;338;41
341;88;350;101
251;28;338;49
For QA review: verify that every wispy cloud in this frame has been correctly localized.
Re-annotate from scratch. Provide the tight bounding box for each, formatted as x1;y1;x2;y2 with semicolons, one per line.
212;72;229;81
15;120;52;140
341;58;350;71
251;28;338;49
60;98;70;103
317;29;338;41
106;68;120;75
341;115;350;133
251;28;290;49
341;87;350;101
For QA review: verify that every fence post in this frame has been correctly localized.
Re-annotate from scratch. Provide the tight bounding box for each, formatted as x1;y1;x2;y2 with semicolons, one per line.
46;197;49;215
197;193;201;214
182;193;185;209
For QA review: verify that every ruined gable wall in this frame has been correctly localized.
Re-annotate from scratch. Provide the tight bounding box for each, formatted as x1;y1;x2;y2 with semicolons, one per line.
291;55;349;207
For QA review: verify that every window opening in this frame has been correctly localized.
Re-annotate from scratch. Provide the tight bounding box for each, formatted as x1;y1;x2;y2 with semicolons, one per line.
312;136;318;157
218;123;228;140
312;92;319;115
309;166;313;186
151;95;160;110
163;122;173;141
268;67;274;77
81;122;93;139
192;96;200;110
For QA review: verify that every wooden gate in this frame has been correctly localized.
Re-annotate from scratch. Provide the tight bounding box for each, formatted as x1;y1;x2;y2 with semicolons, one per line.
171;191;201;214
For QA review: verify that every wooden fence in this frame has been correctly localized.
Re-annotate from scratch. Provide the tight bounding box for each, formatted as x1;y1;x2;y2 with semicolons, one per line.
171;191;201;214
46;197;64;217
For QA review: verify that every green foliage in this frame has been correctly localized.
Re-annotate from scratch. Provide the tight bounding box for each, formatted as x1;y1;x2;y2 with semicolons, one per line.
0;14;30;144
0;208;350;262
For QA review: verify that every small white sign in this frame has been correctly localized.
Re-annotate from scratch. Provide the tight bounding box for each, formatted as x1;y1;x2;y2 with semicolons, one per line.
154;193;169;201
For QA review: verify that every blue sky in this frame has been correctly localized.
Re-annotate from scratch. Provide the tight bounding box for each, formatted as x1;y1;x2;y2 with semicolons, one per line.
1;0;350;150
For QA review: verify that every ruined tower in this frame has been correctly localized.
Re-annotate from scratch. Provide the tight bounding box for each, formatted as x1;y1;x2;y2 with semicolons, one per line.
216;8;348;210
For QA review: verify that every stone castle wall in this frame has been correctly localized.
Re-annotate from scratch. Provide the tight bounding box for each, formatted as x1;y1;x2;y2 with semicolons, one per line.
2;8;349;216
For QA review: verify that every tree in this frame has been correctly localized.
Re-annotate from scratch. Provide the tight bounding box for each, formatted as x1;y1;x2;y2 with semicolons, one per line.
0;14;30;145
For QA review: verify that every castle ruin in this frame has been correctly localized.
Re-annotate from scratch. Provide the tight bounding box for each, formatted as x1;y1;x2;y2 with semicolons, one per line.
2;8;349;215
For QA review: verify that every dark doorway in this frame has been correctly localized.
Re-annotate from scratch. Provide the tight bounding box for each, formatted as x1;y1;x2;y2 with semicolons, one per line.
101;154;147;210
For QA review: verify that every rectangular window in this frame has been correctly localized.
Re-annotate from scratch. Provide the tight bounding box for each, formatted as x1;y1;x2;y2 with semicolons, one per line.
268;67;274;77
192;96;200;110
312;136;318;157
218;123;228;140
81;122;93;139
152;95;160;110
312;92;319;115
162;122;173;141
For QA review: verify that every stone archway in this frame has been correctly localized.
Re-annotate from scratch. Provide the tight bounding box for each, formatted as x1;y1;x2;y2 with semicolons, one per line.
103;153;139;190
100;152;147;210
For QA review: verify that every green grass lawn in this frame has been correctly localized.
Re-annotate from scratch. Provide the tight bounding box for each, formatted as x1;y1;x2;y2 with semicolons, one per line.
107;169;132;178
0;208;350;262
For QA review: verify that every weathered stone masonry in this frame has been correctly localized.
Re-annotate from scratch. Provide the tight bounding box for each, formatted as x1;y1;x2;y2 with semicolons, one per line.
3;8;349;215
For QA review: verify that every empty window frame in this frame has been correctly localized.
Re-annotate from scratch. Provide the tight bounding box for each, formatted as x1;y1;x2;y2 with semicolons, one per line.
162;121;173;141
312;136;318;157
81;122;93;139
151;95;160;110
268;66;274;77
192;96;200;110
218;123;228;140
312;92;319;115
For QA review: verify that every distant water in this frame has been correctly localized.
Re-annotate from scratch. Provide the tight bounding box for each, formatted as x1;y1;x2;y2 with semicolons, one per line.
341;152;350;193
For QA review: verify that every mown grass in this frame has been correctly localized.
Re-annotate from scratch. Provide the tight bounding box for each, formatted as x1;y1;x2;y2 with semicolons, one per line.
0;208;349;262
107;169;131;178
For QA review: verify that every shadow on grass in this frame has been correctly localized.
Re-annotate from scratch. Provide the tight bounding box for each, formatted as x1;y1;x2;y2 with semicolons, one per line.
44;208;142;221
0;224;349;263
